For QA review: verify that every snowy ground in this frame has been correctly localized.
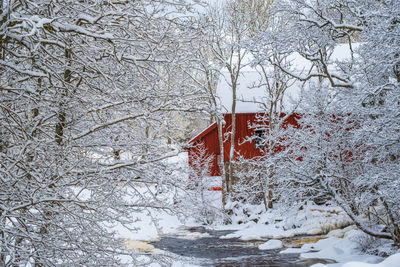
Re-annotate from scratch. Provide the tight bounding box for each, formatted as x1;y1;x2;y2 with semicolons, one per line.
114;151;400;267
216;203;399;266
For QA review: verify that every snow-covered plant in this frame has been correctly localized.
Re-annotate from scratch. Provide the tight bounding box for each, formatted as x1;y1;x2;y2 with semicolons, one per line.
0;0;206;265
184;143;225;225
247;0;400;246
197;0;277;208
230;159;268;205
354;232;398;257
187;143;214;189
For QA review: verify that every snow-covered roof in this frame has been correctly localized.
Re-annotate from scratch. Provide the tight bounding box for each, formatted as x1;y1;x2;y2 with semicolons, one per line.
216;44;357;114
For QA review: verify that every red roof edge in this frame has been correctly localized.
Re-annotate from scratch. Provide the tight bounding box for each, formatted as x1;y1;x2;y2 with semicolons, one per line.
187;122;218;146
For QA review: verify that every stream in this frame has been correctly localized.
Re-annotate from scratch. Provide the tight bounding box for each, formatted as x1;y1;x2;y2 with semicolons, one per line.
151;226;336;266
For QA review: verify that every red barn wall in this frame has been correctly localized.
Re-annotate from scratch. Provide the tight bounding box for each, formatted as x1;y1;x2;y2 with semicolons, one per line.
187;113;300;176
221;113;300;161
188;123;221;176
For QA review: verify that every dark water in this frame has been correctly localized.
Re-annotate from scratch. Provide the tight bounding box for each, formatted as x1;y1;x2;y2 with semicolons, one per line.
151;227;336;266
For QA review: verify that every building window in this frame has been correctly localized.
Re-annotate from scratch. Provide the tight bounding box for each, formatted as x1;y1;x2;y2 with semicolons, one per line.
254;129;266;148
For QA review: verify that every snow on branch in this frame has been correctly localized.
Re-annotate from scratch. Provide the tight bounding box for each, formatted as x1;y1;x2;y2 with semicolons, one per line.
0;60;47;77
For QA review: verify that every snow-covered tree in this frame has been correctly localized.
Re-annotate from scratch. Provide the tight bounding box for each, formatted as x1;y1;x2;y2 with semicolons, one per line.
349;0;400;246
248;0;399;246
0;0;205;265
198;0;276;209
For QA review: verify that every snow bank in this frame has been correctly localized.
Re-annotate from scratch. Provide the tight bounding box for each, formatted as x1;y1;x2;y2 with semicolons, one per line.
280;247;310;254
220;202;352;240
220;223;293;240
171;262;201;267
302;229;382;266
258;239;283;250
217;202;396;266
183;232;210;239
123;239;155;251
311;253;400;267
112;152;192;242
341;254;400;267
112;206;182;241
326;225;357;238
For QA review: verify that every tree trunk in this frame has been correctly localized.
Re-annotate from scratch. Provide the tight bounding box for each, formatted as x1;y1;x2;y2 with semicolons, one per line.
228;71;237;190
56;47;71;146
217;118;228;208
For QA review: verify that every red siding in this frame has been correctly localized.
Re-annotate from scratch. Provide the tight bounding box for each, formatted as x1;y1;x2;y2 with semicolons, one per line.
222;113;259;161
188;123;221;176
187;113;300;176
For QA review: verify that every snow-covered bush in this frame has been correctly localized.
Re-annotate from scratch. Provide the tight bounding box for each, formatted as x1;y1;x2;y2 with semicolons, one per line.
353;232;397;258
230;160;269;206
225;200;265;225
182;144;226;225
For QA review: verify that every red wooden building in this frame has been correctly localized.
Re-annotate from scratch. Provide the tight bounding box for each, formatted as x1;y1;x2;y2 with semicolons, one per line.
187;113;300;176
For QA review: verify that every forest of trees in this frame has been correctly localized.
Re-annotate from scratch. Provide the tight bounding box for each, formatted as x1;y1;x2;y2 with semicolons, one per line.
0;0;399;265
